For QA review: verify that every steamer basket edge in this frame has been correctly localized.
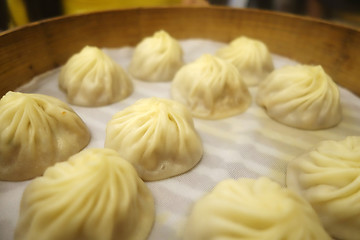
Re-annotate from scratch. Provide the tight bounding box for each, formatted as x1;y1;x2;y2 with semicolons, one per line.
0;6;359;97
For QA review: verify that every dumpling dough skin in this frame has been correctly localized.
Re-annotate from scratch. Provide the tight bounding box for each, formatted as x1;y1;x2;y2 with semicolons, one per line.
184;177;331;240
105;97;203;181
287;136;360;240
216;36;274;86
59;45;133;106
171;54;251;119
15;148;155;240
0;91;90;181
257;65;342;130
128;30;184;82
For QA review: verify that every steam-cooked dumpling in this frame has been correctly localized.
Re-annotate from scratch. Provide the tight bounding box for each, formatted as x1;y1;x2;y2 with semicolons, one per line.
128;30;184;82
216;36;274;86
184;177;331;240
171;54;251;119
257;65;342;130
59;45;133;106
15;148;155;240
0;91;90;181
105;97;203;181
287;136;360;240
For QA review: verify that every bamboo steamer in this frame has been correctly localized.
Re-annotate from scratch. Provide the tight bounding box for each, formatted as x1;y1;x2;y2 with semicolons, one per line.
0;6;359;96
0;7;360;240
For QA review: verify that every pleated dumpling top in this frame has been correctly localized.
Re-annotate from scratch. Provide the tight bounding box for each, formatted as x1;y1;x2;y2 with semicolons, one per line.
105;97;203;181
171;54;251;119
15;148;155;240
128;30;184;82
0;91;90;181
216;36;274;86
257;65;342;130
184;177;331;240
59;46;133;106
287;136;360;240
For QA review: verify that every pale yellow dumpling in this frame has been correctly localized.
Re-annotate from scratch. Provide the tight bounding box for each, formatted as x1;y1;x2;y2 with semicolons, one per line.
59;46;133;106
171;54;251;119
216;36;274;86
128;30;184;82
257;65;342;130
105;97;203;181
184;177;331;240
287;136;360;240
15;148;155;240
0;91;90;181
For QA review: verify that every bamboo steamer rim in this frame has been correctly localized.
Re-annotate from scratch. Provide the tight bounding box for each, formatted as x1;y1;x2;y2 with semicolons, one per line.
0;6;359;96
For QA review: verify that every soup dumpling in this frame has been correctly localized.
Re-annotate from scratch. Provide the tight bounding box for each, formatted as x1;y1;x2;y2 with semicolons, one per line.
59;45;133;107
171;54;251;119
105;97;203;181
0;91;90;181
128;30;184;82
216;36;274;86
287;136;360;240
184;177;331;240
257;65;342;130
15;148;155;240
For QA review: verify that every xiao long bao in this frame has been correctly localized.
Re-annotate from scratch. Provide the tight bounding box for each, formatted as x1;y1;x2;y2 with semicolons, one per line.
105;97;203;181
257;65;342;130
184;177;332;240
287;136;360;240
0;91;90;181
216;36;274;86
128;30;184;82
59;46;133;107
15;148;155;240
171;54;251;119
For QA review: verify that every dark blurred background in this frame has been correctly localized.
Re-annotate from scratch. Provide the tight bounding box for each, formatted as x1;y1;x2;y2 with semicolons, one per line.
1;0;360;31
216;0;360;27
246;0;360;26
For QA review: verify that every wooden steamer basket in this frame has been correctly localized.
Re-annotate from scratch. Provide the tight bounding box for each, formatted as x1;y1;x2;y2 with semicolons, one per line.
0;6;359;97
0;6;360;240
